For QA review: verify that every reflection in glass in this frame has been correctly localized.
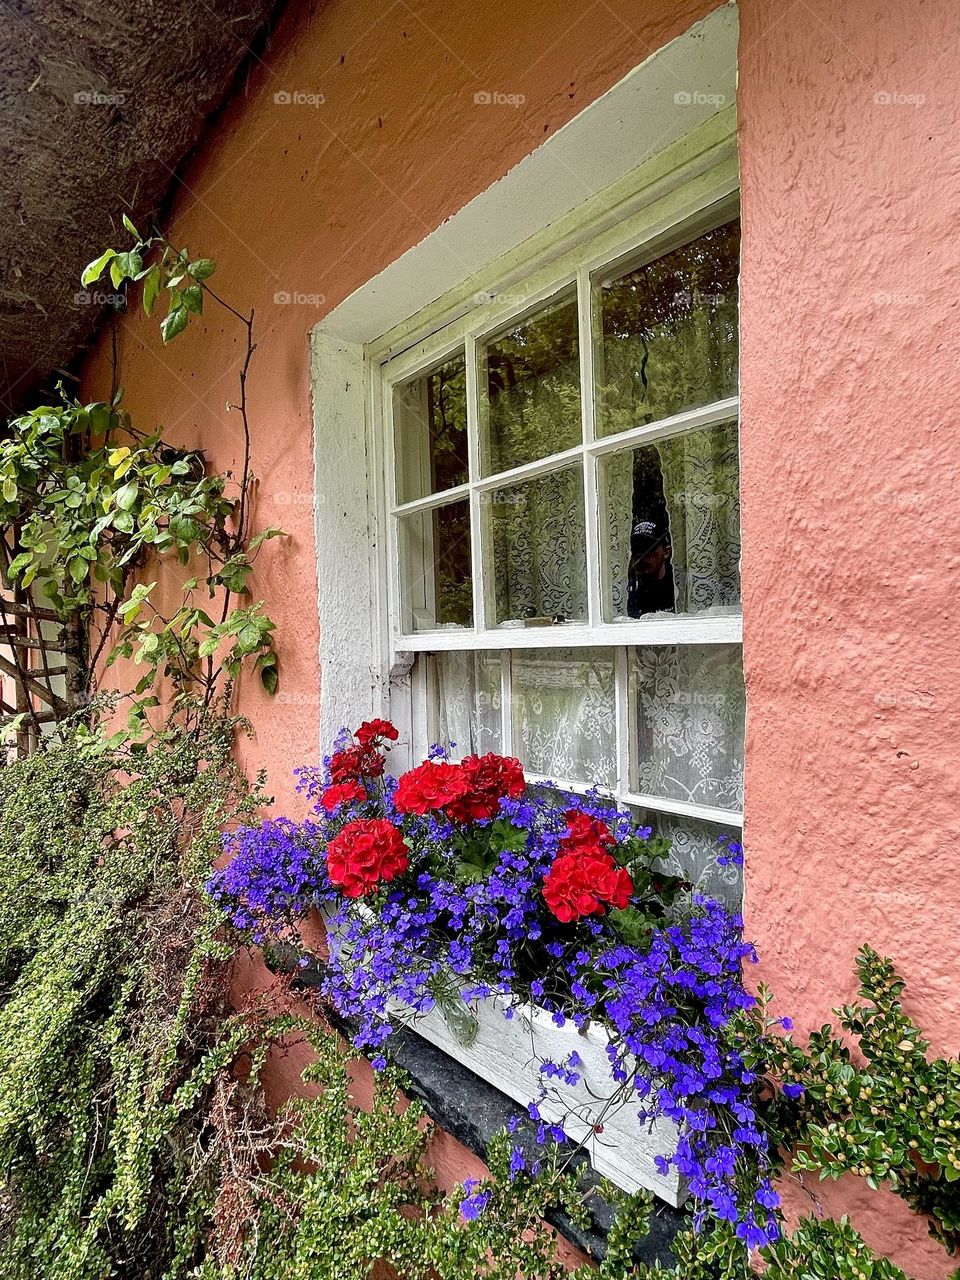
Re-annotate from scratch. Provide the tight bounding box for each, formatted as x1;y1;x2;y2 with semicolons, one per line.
485;465;586;626
394;351;469;504
434;651;502;758
601;420;740;619
512;648;616;786
595;219;740;438
480;292;581;475
398;499;472;632
632;643;744;812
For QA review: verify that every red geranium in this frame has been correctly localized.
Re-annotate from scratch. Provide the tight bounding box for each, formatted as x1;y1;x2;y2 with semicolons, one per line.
355;718;399;747
560;810;615;853
445;753;526;823
326;818;409;897
393;760;467;815
542;847;633;923
329;743;386;783
320;780;366;813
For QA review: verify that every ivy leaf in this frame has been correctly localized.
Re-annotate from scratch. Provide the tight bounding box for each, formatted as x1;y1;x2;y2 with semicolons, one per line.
160;305;188;343
80;249;116;287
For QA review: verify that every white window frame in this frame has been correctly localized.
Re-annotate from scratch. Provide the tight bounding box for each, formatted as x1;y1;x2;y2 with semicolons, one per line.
371;164;742;831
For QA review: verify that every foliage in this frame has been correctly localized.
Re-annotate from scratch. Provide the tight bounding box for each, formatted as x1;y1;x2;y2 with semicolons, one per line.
744;946;960;1254
0;708;263;1278
208;721;781;1249
0;217;281;750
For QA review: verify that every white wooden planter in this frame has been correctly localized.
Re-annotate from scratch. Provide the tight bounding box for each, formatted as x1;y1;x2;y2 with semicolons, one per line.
324;906;685;1205
402;992;687;1208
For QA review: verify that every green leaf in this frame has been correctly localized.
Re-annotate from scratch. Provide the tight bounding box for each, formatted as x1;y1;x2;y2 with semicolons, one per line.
188;258;216;280
260;662;279;695
142;265;161;317
182;284;203;315
2;476;17;503
80;249;116;287
122;213;140;239
109;250;143;287
160;305;188;343
114;481;139;511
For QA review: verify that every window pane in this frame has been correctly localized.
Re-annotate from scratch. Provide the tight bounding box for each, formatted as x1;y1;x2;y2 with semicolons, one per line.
638;810;743;910
595;219;740;438
434;651;502;757
479;291;581;475
398;499;472;632
631;643;744;812
485;465;586;626
512;648;616;786
601;420;740;619
394;351;469;504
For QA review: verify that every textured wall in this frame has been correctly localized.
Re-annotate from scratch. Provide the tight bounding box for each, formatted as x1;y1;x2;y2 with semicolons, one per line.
81;0;960;1274
738;3;960;1274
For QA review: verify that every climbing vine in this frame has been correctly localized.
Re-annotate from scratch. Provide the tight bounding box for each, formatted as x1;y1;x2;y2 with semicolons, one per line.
0;217;281;750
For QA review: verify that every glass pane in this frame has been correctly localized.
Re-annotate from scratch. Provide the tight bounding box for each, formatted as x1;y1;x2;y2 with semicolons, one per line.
601;420;740;620
631;643;744;812
485;465;586;626
595;219;740;438
511;648;616;786
398;499;472;632
434;651;502;758
394;351;469;504
479;291;581;475
638;810;743;910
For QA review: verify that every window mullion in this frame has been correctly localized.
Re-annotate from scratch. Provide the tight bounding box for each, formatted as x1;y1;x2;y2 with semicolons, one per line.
465;332;485;632
500;649;513;755
614;646;631;802
577;266;601;629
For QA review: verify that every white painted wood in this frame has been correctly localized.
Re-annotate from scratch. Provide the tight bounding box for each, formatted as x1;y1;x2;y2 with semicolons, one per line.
312;333;387;751
405;989;686;1206
390;614;743;652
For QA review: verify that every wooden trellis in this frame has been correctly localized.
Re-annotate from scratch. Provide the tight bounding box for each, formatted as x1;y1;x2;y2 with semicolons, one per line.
0;533;85;760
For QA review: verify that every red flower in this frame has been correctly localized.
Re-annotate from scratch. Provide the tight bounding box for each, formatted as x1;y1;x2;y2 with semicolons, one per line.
355;718;399;747
320;780;366;813
393;761;467;815
329;743;386;783
445;753;526;823
326;818;409;898
542;849;633;923
561;810;615;853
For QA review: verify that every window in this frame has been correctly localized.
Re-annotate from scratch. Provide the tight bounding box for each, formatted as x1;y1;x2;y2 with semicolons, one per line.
379;192;744;905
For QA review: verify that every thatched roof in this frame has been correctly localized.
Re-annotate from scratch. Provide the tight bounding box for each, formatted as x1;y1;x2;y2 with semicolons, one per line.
0;0;287;414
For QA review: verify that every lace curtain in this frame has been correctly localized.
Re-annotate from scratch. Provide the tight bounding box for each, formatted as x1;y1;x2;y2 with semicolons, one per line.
511;649;617;786
435;652;502;757
634;643;744;811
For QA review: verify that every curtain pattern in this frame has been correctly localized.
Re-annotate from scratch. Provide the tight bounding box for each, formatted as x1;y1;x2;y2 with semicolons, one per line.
633;643;745;811
511;649;617;786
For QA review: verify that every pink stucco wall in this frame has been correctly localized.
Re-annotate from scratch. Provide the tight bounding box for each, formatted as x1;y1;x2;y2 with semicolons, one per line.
82;0;959;1274
738;3;960;1273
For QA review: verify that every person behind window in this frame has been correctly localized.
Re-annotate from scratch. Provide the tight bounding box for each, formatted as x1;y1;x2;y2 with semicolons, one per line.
628;518;676;617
